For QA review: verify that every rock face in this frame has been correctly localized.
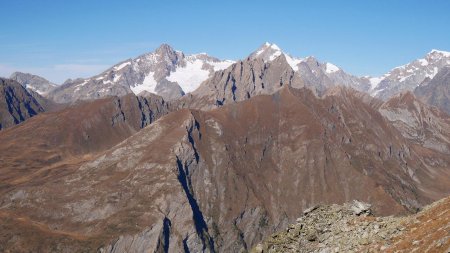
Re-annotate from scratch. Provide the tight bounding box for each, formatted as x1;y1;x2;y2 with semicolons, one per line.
369;49;450;100
9;71;57;95
251;196;450;253
415;66;450;115
1;87;450;252
0;78;45;130
48;44;234;103
176;54;305;110
380;91;450;155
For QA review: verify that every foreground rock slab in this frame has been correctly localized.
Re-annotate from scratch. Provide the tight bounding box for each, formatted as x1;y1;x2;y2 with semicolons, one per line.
252;197;450;253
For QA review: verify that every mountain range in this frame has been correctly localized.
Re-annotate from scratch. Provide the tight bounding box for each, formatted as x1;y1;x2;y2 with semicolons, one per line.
0;42;449;252
7;42;450;114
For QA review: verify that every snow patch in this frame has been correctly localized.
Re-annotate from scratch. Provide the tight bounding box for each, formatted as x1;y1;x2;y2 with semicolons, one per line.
399;75;412;82
425;67;439;79
210;60;234;72
269;50;282;61
369;77;383;90
269;43;281;51
284;54;303;71
113;74;121;82
77;80;88;87
114;61;131;71
418;59;428;66
26;85;45;95
167;59;211;93
325;63;340;73
130;72;157;94
255;42;282;60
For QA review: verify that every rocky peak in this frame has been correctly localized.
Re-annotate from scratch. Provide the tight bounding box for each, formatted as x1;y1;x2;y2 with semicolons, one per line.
427;49;450;59
9;71;57;95
153;43;182;65
249;42;283;62
180;54;304;110
155;43;175;55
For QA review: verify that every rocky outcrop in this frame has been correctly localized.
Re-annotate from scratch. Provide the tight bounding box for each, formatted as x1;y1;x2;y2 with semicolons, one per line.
251;196;450;253
0;78;45;130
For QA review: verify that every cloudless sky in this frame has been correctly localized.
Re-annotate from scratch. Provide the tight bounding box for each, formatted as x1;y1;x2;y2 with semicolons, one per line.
1;0;450;83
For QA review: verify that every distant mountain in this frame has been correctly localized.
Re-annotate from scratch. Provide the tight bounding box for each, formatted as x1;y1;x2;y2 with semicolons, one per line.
177;51;304;110
369;50;450;100
248;42;370;94
414;66;450;115
9;72;57;95
248;44;450;103
48;44;234;103
175;43;375;110
0;78;45;130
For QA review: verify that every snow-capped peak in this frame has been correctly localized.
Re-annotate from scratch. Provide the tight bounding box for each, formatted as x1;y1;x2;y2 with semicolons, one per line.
429;49;450;57
368;49;450;98
251;42;283;61
266;42;281;51
250;42;305;71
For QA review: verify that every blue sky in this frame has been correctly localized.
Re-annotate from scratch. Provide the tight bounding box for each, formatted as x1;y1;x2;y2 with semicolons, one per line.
1;0;449;83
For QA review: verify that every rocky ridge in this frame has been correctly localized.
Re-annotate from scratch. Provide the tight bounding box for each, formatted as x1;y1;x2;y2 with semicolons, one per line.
252;197;450;253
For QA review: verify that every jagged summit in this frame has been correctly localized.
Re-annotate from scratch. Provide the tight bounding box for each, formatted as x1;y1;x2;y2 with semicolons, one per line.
249;42;283;62
153;43;179;59
248;42;305;72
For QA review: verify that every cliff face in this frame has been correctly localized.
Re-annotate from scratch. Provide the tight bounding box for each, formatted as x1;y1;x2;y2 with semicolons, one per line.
1;87;449;252
0;78;45;130
175;55;304;110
